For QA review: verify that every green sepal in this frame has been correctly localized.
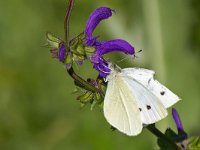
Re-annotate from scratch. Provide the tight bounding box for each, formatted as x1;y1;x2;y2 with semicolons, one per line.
80;102;86;108
90;92;103;110
77;32;85;40
100;84;107;94
46;32;60;48
77;91;94;104
95;92;104;106
95;93;102;103
72;88;79;94
157;128;180;150
187;136;200;149
76;44;85;55
70;44;85;56
70;32;85;46
73;54;85;62
85;46;96;57
157;128;189;150
98;102;103;109
90;100;97;111
65;52;72;65
70;32;86;56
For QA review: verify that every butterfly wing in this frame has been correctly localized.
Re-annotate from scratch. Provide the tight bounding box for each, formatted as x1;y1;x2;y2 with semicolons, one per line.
122;68;180;108
123;76;168;124
103;75;143;136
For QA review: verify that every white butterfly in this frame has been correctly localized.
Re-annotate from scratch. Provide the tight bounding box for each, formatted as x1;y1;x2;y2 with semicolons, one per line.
103;64;180;136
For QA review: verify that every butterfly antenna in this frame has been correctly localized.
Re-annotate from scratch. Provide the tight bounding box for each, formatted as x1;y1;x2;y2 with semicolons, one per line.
116;55;129;63
115;49;142;63
133;49;143;59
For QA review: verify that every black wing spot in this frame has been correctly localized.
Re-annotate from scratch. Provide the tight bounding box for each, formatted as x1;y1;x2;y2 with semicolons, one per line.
146;105;151;110
160;91;165;95
139;108;142;111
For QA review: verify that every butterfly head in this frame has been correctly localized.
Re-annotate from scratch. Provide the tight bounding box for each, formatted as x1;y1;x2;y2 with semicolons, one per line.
108;62;121;72
105;62;122;82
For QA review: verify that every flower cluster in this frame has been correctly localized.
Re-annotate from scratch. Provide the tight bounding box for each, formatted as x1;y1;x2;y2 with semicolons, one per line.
85;7;135;77
47;7;135;78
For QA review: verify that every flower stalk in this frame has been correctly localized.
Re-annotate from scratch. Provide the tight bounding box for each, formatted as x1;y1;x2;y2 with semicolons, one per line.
147;124;180;149
67;67;100;93
64;0;75;48
64;0;100;93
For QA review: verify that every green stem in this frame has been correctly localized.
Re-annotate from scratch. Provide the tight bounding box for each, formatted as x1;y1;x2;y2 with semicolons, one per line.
64;0;75;47
67;67;100;93
147;124;179;149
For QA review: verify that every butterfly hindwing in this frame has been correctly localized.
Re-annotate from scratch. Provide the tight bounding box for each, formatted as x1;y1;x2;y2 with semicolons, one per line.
103;75;143;136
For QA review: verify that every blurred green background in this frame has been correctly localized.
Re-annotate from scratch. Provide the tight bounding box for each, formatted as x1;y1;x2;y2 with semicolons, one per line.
0;0;200;149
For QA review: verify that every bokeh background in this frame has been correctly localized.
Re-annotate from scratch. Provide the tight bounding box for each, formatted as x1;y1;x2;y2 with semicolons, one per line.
0;0;200;149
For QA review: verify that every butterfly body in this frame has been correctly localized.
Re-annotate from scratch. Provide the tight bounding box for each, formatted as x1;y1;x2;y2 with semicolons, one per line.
103;65;180;136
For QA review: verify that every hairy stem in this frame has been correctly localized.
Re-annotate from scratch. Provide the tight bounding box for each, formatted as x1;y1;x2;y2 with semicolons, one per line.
64;0;99;93
147;124;179;149
67;67;100;93
64;0;75;47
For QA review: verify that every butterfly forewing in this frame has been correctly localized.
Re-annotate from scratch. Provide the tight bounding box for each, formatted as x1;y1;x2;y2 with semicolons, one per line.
123;76;168;124
122;68;180;108
103;75;143;136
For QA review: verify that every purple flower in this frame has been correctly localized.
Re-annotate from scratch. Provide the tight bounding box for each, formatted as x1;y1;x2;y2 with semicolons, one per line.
85;7;113;46
58;42;66;62
49;42;66;62
93;57;110;78
85;7;135;77
172;108;184;133
172;108;187;140
95;39;135;56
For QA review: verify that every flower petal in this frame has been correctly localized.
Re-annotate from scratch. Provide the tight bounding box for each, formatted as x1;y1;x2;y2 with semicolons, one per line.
58;42;66;62
96;39;135;56
93;58;110;78
85;7;113;43
85;36;102;46
172;108;184;132
90;39;134;77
